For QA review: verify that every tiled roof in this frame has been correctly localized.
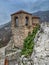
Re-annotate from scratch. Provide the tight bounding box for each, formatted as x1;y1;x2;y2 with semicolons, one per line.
11;10;32;16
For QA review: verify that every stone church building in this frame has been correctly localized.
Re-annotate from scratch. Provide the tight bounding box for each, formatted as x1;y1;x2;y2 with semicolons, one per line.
11;10;40;48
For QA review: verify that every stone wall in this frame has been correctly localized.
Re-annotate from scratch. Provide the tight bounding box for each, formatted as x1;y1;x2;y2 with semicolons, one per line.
12;26;33;48
11;12;32;27
11;10;40;48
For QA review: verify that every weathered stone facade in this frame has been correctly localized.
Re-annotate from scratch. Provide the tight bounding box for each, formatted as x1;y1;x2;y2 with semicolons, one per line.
11;10;40;48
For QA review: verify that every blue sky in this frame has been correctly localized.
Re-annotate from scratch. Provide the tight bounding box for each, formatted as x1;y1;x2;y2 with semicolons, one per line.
0;0;49;25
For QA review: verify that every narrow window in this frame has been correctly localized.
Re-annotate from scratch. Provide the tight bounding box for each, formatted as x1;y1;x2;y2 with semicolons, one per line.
15;17;18;27
25;17;28;26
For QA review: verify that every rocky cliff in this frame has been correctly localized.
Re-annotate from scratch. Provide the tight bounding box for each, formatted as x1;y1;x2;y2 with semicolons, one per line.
31;22;49;65
0;22;49;65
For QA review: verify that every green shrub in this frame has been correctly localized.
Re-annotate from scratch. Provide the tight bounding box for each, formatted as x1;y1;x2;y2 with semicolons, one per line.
21;25;40;57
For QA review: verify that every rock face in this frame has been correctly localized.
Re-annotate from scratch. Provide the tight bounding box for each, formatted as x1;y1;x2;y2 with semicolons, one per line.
1;22;49;65
20;55;33;65
31;22;49;65
0;47;5;65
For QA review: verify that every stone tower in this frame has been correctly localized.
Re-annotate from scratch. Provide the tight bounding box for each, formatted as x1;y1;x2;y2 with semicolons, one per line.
11;10;40;49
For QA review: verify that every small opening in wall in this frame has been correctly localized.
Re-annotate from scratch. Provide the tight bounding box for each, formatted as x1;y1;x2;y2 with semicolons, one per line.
15;17;19;27
25;17;29;26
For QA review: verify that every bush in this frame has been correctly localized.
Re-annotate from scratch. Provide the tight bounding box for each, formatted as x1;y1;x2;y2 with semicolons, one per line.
21;25;40;57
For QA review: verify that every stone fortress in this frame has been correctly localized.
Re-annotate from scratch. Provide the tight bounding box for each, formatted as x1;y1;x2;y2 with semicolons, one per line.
11;10;40;48
0;10;49;65
0;10;40;65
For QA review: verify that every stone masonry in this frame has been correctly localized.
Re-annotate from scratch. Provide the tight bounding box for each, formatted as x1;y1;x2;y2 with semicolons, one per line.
11;10;40;48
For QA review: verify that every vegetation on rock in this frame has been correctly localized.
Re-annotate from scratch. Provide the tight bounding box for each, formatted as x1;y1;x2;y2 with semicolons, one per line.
21;24;40;57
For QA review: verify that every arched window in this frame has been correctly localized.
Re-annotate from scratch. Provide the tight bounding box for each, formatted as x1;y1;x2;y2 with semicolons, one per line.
15;17;19;27
25;17;29;26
